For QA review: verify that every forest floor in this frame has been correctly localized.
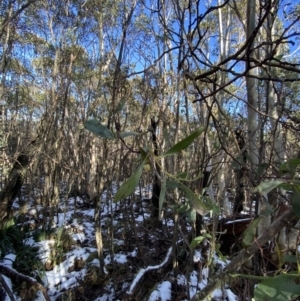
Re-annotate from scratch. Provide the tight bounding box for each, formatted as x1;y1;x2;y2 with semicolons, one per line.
0;185;242;301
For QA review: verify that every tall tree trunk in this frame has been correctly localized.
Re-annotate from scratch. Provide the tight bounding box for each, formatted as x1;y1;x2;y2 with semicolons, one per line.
264;2;287;252
246;0;269;234
217;0;231;216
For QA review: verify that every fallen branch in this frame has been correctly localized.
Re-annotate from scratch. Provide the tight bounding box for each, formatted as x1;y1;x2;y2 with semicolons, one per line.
126;246;173;296
0;264;51;301
0;274;16;301
192;207;295;301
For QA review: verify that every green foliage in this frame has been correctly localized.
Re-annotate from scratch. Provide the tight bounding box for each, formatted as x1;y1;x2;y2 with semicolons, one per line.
115;97;126;112
179;183;209;216
255;158;300;218
187;208;197;222
252;158;300;300
254;179;285;195
241;217;261;248
162;126;205;157
114;160;145;202
167;179;219;216
13;244;44;278
254;273;300;301
190;232;212;249
84;119;115;139
0;218;22;258
34;227;74;266
119;131;137;138
279;159;300;177
0;218;44;294
292;188;300;218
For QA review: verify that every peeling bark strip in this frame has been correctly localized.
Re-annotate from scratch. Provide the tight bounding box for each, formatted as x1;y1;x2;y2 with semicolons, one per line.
192;207;295;301
150;117;161;218
233;129;247;215
0;153;30;220
0;264;51;301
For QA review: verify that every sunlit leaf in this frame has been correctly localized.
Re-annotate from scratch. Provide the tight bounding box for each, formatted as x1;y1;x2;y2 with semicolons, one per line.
190;233;212;248
84;119;115;139
162;127;205;157
254;180;285;195
187;208;196;222
114;161;145;202
190;236;205;248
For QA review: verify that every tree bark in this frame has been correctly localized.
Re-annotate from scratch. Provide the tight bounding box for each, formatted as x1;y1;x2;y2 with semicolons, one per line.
0;153;30;220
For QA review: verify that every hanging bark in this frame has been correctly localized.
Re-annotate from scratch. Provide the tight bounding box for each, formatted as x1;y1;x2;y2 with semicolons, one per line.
150;117;161;218
233;129;247;215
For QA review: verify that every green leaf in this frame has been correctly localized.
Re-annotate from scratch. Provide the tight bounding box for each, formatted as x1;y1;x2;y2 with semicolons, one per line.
179;183;208;215
119;132;137;138
255;180;285;195
257;163;269;177
282;254;298;263
259;198;273;217
139;146;149;161
114;161;145;202
115;97;126;112
177;204;190;214
241;217;261;248
254;273;300;301
187;208;196;222
190;236;205;248
292;188;300;219
159;175;167;220
278;183;293;191
280;159;300;175
84;119;115;139
166;179;180;190
176;171;188;179
274;54;284;61
190;233;212;248
201;195;220;213
162;127;205;157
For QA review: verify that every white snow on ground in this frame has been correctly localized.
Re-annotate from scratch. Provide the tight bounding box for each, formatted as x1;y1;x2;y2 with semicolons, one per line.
1;193;239;301
148;281;172;301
